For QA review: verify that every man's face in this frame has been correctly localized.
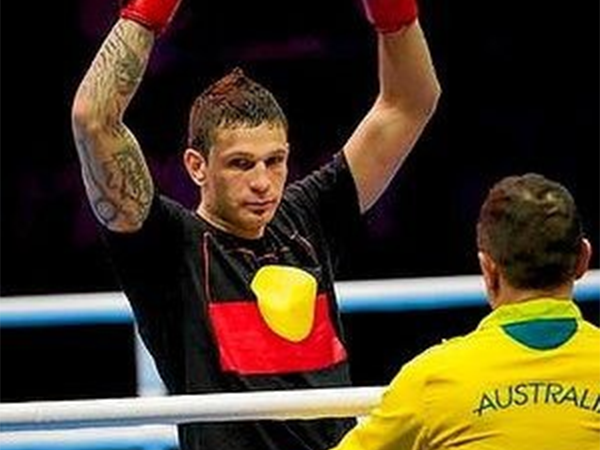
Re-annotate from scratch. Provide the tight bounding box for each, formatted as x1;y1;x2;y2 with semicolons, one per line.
198;122;289;239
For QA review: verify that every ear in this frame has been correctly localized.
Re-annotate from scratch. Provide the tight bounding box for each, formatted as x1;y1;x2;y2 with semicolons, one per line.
478;250;500;300
574;238;592;280
183;148;207;187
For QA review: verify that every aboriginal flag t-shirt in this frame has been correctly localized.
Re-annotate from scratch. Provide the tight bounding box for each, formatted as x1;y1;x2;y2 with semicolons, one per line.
101;152;363;450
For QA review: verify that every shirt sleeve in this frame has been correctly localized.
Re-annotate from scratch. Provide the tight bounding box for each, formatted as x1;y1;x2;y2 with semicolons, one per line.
283;151;365;271
99;194;184;298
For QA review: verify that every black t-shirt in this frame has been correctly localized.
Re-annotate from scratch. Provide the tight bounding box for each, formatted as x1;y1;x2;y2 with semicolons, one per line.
102;152;363;450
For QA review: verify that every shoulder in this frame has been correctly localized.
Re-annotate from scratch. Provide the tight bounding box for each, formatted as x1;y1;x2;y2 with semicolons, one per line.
577;319;600;343
284;152;353;200
403;330;482;376
579;319;600;332
150;193;206;230
108;193;200;244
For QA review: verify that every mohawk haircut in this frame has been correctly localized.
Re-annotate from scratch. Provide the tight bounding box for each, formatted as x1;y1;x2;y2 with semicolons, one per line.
187;67;288;157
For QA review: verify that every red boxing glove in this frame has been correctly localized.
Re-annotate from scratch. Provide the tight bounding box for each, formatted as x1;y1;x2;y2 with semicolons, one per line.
120;0;182;35
361;0;418;33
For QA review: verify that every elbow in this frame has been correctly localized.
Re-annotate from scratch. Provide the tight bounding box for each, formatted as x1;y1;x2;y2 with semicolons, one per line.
381;79;442;126
71;95;99;138
71;94;117;143
426;80;442;118
416;79;442;123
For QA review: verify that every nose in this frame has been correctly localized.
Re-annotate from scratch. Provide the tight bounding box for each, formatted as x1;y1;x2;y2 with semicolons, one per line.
249;162;271;193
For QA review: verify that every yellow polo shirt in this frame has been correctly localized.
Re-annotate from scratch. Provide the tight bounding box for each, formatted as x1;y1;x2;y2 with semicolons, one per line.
331;298;600;450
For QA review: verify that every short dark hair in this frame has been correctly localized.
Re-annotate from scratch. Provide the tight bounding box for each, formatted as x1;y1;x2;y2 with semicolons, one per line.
476;173;584;290
187;67;288;157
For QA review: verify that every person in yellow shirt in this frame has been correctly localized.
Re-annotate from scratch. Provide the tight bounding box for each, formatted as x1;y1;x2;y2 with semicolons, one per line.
330;173;599;450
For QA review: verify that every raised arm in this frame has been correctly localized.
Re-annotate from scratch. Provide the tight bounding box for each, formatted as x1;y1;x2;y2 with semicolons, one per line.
71;0;181;232
344;0;441;213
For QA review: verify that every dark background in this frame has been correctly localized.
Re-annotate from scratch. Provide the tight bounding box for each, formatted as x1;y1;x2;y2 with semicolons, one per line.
1;0;598;401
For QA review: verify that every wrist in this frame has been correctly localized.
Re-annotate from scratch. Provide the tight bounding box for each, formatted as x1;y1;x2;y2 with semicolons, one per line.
362;0;418;34
120;0;182;35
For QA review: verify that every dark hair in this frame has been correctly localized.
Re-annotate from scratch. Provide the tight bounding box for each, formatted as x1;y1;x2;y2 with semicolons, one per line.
476;173;584;290
187;67;288;157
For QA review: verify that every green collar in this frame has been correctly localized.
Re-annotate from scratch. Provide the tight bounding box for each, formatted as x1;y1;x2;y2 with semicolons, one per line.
478;298;582;330
477;298;582;350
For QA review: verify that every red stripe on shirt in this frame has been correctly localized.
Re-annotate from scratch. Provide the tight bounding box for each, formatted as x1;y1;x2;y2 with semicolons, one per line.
208;293;347;375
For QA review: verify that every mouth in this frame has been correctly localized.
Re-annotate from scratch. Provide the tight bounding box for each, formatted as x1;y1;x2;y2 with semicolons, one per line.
245;200;276;214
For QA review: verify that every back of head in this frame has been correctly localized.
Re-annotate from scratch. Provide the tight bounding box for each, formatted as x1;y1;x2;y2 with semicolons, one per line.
476;173;584;290
187;67;288;157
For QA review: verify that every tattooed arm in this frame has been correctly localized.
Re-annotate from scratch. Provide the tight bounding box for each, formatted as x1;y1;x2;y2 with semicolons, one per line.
71;19;155;232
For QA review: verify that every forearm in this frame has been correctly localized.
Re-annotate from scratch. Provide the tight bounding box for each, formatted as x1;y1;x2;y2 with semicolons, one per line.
355;24;441;193
72;19;155;232
74;19;154;125
378;22;440;120
343;1;440;212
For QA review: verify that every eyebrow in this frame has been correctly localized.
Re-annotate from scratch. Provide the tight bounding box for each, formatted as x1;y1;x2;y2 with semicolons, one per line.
224;147;289;159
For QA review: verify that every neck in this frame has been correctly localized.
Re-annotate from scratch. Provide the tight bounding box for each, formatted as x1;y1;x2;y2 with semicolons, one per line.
490;282;574;309
196;206;264;240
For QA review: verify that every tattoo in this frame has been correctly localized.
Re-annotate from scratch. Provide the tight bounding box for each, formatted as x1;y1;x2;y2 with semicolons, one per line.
77;123;152;229
80;21;152;125
100;139;153;228
105;145;153;214
106;26;148;96
74;21;155;229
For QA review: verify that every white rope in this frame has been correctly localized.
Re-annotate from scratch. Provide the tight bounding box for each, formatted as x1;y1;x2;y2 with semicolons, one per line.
0;386;384;432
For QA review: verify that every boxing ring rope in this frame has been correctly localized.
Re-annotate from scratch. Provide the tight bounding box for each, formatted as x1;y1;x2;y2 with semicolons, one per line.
1;271;598;449
1;270;599;327
0;387;384;432
0;388;383;450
